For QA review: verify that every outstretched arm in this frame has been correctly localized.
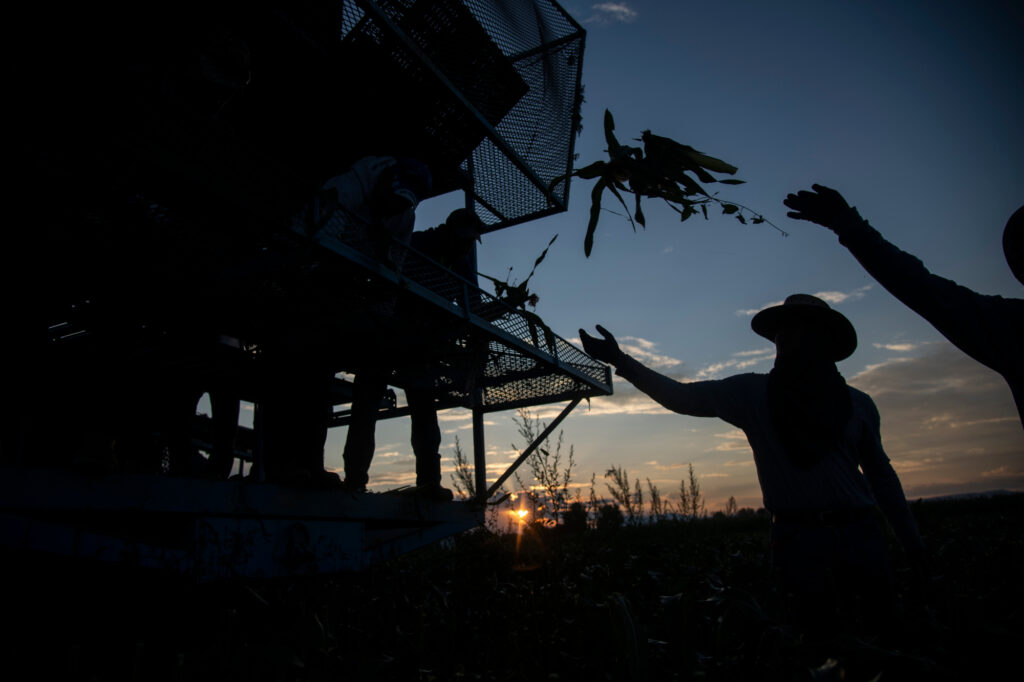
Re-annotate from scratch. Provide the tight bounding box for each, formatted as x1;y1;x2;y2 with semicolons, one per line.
580;326;734;419
784;184;1005;362
579;324;625;365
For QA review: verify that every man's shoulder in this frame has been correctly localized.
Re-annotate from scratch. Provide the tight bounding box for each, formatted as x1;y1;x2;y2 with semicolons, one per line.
716;372;768;390
410;227;440;243
409;228;442;255
846;384;880;416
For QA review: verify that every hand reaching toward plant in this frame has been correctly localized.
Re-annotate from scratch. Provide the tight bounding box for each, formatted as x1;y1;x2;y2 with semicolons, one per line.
579;325;625;365
783;184;858;234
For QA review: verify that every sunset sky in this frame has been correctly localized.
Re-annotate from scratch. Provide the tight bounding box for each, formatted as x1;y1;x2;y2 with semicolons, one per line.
306;0;1024;511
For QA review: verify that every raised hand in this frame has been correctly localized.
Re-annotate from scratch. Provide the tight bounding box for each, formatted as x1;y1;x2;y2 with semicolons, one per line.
783;184;853;233
579;324;624;365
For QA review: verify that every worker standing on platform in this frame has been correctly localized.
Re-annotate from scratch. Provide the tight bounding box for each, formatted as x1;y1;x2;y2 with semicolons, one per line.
342;209;484;500
304;155;431;269
260;156;432;487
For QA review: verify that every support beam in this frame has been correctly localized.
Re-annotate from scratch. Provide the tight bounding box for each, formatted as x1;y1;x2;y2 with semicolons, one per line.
472;401;487;502
485;397;582;500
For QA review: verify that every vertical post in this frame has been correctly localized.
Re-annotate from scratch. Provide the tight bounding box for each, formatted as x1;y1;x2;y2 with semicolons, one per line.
252;401;265;483
472;398;486;502
465;154;476;213
467;158;488;500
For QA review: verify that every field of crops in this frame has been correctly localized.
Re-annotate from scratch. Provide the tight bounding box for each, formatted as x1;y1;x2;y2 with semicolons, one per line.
5;493;1022;681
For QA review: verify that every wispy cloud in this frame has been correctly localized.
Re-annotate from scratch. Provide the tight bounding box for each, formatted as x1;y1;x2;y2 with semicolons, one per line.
373;450;408;460
814;286;872;305
644;460;689;471
583;3;638;24
443;419;497;434
890;456;945;474
437;411;472;423
711;440;752;453
576;390;674;417
694;348;773;380
735;285;872;316
873;342;920;352
707;429;753;454
982;465;1024;479
366;471;417;489
620;337;682;369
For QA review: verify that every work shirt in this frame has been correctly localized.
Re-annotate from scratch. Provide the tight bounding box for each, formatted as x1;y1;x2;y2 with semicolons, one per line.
836;209;1024;427
614;356;924;552
308;156;416;266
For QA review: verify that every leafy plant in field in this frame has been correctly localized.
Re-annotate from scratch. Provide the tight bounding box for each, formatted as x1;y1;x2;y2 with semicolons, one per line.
725;495;739;517
647;478;667;523
596;502;625;530
511;408;576;525
605;465;644;526
449;434;476;499
677;462;706;519
552;109;787;256
12;495;1020;681
561;501;588;532
587;471;600;514
450;434;507;531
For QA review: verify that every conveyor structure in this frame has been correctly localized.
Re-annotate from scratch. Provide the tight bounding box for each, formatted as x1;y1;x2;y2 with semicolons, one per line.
1;0;608;578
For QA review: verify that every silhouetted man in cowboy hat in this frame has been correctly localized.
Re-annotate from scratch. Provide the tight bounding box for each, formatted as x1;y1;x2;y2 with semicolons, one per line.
580;294;924;635
786;185;1024;428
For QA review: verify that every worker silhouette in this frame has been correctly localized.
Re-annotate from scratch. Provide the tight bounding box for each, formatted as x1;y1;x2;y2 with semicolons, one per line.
341;209;485;501
162;334;242;479
260;156;432;487
304;155;432;268
580;295;925;634
785;185;1024;428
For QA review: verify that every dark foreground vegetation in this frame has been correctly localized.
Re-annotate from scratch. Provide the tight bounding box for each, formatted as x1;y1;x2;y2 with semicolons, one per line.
5;494;1022;681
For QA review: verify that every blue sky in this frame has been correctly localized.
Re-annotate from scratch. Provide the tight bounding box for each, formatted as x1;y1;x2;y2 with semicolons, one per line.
307;0;1024;510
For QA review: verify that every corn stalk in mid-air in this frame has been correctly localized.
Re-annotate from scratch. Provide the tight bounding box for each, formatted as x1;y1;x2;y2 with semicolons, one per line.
553;109;786;257
477;234;559;350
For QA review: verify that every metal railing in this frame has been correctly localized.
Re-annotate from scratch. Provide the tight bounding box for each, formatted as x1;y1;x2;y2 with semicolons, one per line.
301;208;612;413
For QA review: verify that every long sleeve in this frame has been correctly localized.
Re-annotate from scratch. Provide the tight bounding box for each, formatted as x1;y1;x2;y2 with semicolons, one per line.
613;354;751;422
836;209;1024;423
854;391;925;553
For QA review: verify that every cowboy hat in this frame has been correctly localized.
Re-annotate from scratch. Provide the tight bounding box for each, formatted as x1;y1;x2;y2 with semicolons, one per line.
751;293;857;361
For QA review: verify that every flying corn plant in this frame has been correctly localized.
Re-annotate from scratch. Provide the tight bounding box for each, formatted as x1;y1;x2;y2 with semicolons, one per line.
552;109;786;257
478;233;559;350
477;233;557;311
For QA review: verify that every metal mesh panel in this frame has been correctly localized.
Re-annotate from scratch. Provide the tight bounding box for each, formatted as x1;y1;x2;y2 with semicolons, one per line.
307;209;611;411
460;0;584;227
337;0;584;229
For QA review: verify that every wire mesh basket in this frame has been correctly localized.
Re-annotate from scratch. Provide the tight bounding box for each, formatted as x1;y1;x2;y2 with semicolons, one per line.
337;0;585;229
